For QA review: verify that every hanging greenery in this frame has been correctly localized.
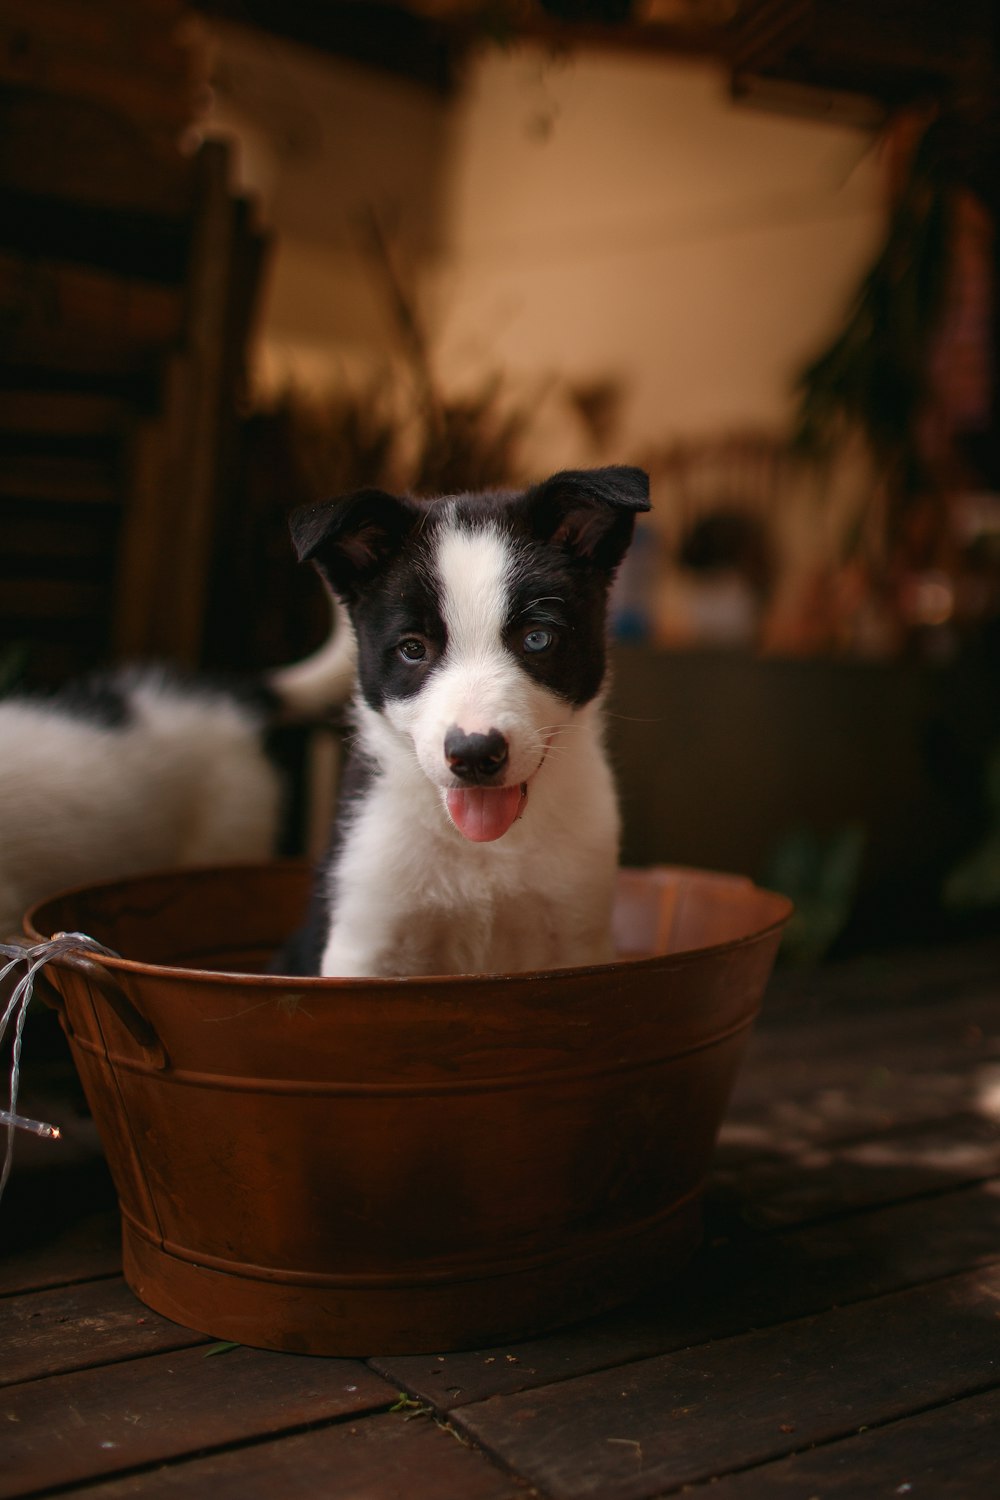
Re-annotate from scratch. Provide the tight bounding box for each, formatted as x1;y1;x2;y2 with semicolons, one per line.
793;118;955;504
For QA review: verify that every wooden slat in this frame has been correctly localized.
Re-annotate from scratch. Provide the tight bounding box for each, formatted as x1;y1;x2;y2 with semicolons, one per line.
113;140;261;664
373;1178;1000;1409
723;978;1000;1142
764;938;1000;1015
727;1068;997;1147
0;53;195;137
451;1264;1000;1500
0;390;128;437
737;978;1000;1081
677;1383;1000;1498
0;1209;121;1297
0;501;116;563
1;576;108;620
0;1278;208;1387
0;252;182;354
0;452;117;504
714;1110;1000;1229
2;0;134;56
0;71;196;188
65;1409;525;1500
1;0;196;97
0;1345;396;1500
0;339;156;388
0;187;190;283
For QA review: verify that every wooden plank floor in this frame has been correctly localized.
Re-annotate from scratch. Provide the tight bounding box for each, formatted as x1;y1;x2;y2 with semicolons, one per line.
3;937;1000;1498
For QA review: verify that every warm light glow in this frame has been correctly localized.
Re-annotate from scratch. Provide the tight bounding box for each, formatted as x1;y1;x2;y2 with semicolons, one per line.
905;571;955;628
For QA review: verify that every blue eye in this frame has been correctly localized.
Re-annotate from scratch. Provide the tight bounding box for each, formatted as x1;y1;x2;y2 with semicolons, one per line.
523;627;555;654
398;637;427;663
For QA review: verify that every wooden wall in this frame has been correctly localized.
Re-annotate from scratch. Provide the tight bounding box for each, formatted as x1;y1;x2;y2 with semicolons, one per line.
0;0;267;686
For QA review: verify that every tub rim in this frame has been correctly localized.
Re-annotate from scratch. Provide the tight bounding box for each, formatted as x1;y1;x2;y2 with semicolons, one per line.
25;858;793;990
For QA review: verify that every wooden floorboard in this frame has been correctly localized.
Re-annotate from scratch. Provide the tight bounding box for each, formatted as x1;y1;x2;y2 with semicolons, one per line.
1;1346;396;1498
682;1385;1000;1499
371;1179;1000;1408
3;935;999;1498
0;1207;120;1296
1;1277;208;1386
713;1108;1000;1228
63;1412;529;1500
451;1266;1000;1499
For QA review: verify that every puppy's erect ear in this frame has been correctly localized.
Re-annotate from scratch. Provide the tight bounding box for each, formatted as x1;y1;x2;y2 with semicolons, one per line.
525;466;651;572
288;489;416;599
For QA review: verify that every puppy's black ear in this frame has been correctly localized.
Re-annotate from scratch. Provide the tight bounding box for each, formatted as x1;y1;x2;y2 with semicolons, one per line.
288;489;416;599
526;466;651;572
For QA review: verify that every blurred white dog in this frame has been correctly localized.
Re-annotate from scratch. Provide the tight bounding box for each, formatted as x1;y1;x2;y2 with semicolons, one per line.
0;625;353;938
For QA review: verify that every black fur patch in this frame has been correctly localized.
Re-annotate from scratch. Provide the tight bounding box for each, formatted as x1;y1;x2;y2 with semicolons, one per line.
350;513;449;711
33;668;279;731
42;677;133;729
503;556;610;707
270;744;378;975
446;487;634;707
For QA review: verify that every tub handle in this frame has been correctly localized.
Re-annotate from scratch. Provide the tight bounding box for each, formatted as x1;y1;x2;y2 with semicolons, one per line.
9;938;166;1062
59;951;165;1057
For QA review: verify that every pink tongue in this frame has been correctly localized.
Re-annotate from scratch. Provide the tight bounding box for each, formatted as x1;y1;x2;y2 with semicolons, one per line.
446;785;524;842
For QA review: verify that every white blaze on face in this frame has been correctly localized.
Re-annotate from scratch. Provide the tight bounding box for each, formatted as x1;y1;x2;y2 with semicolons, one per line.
383;517;571;841
435;520;515;730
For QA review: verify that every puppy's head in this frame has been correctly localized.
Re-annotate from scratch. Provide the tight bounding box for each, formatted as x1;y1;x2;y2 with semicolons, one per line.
289;467;650;841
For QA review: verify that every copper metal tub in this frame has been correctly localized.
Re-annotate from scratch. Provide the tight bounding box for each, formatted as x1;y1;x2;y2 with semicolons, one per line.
27;862;790;1355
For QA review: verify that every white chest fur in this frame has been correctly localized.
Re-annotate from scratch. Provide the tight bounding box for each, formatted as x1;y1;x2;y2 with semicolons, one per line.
320;701;618;978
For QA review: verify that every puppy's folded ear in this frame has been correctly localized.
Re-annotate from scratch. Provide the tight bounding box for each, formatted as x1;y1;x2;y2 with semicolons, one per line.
526;466;651;572
288;489;416;598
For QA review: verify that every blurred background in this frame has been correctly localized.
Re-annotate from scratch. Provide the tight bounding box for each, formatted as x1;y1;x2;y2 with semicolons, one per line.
2;0;999;960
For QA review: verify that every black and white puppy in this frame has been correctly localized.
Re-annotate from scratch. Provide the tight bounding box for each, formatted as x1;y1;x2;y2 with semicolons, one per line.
0;625;352;939
281;465;650;978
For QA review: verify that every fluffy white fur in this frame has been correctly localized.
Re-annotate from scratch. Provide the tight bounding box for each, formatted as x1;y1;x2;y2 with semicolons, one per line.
0;617;353;938
323;697;618;978
320;519;619;978
0;678;278;937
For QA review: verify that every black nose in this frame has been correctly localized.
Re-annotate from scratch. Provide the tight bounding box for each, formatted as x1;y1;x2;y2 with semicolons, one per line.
444;726;509;782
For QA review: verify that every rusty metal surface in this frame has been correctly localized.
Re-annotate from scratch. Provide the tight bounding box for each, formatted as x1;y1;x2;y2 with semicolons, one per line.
27;862;789;1354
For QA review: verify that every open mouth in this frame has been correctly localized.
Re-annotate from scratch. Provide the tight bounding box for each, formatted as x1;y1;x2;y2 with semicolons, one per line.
445;782;529;843
442;732;556;843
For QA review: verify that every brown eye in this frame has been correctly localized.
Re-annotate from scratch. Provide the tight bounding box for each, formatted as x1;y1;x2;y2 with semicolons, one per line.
398;637;427;663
